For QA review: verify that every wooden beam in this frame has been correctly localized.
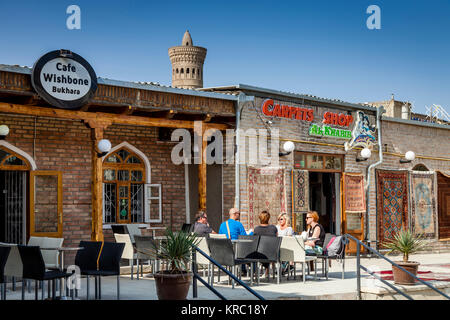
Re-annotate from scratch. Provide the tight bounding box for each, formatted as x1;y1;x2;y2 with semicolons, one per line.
0;102;229;130
89;124;106;242
194;122;207;211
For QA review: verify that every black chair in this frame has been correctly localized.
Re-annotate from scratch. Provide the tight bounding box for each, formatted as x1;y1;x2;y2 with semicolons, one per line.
74;241;103;300
0;246;11;300
17;245;71;300
94;242;125;300
206;238;252;289
181;223;194;233
111;224;128;235
246;236;282;285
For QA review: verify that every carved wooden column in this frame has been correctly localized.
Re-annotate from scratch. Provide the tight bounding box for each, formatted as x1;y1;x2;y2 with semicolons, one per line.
87;120;112;241
194;122;207;211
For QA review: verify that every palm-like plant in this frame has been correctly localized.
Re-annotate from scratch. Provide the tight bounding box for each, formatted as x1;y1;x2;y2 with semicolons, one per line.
383;228;427;262
150;228;200;273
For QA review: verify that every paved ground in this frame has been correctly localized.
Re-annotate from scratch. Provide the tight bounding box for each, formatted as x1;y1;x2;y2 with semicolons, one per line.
4;252;450;300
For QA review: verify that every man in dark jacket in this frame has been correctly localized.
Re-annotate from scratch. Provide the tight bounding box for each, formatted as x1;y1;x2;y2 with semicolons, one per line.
193;210;217;236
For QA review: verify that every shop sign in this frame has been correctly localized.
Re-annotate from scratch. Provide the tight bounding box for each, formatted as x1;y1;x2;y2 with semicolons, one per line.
344;111;377;151
309;123;352;139
31;49;97;109
261;99;314;122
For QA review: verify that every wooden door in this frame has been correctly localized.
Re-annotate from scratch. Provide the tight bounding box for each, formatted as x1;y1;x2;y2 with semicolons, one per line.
437;172;450;239
341;173;365;254
30;171;63;238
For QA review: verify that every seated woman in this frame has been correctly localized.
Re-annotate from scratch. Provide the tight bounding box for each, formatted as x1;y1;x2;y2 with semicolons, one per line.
276;213;294;236
253;210;277;277
304;211;326;255
276;213;295;274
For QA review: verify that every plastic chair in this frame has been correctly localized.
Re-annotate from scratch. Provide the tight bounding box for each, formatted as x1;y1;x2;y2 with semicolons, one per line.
245;235;282;285
74;241;103;300
17;245;71;300
114;233;137;279
41;237;64;269
95;242;125;300
134;235;158;280
125;224;142;243
206;238;252;289
0;246;11;300
280;236;317;283
27;236;45;247
111;225;128;235
316;234;347;280
194;236;213;285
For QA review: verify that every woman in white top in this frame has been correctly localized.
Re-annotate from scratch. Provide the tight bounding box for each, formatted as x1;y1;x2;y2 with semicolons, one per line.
277;213;295;274
276;213;294;236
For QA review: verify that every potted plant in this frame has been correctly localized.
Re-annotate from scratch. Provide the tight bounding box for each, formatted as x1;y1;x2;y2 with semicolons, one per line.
383;228;427;285
149;228;200;300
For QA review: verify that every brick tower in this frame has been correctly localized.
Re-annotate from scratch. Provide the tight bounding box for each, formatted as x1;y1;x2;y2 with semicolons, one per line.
168;30;207;89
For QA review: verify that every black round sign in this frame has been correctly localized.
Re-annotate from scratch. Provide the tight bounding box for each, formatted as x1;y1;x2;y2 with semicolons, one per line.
31;50;97;110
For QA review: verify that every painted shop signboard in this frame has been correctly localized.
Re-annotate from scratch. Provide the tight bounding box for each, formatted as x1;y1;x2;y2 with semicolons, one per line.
309;124;352;139
31;49;98;109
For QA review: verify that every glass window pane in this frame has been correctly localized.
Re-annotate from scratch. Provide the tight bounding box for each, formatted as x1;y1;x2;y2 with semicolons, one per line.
0;149;10;163
119;186;128;198
104;183;116;223
103;169;116;181
117;149;130;161
130;184;143;223
294;153;306;169
127;156;141;164
325;156;342;170
105;154;120;163
119;199;129;220
118;170;129;181
307;155;323;169
4;156;24;165
131;170;143;182
34;175;58;233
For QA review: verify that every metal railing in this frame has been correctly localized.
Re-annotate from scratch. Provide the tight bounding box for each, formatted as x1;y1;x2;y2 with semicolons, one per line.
345;234;450;300
191;246;265;300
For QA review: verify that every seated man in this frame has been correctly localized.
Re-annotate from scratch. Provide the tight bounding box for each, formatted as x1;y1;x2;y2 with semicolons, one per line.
219;208;247;240
193;210;217;236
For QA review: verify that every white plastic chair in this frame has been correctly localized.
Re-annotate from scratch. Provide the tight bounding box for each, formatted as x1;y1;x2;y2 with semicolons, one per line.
125;224;142;243
41;237;64;269
195;237;214;285
27;236;45;247
114;233;137;279
280;236;317;283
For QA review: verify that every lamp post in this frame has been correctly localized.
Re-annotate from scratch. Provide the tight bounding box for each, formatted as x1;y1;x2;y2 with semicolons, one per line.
0;125;9;140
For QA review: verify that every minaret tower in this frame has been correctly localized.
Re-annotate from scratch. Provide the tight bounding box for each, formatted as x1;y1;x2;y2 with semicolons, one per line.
168;30;207;89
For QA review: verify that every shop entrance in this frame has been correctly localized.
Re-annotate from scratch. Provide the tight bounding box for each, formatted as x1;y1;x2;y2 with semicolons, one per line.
293;152;343;235
309;172;337;234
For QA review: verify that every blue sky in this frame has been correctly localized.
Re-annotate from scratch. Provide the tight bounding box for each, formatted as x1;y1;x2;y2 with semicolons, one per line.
0;0;449;114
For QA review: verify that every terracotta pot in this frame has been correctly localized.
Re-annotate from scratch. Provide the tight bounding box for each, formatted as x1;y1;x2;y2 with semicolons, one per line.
392;261;420;285
154;271;192;300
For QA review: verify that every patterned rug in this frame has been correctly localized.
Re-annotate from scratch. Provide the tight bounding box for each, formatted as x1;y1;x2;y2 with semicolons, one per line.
344;174;366;212
409;171;438;238
247;167;287;230
372;270;450;282
376;170;409;245
292;170;309;231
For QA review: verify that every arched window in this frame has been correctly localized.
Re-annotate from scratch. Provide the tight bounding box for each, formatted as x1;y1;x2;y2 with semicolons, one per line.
0;147;30;171
103;148;145;223
176;68;179;73
181;68;184;74
192;68;195;75
412;163;430;171
186;68;189;74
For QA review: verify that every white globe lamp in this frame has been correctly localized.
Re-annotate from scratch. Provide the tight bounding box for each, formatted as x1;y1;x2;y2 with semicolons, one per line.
0;125;9;139
405;151;415;161
360;147;372;159
283;141;295;153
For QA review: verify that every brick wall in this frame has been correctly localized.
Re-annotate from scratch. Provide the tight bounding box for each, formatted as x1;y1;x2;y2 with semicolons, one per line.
0;113;187;264
223;94;450;250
